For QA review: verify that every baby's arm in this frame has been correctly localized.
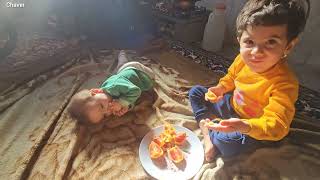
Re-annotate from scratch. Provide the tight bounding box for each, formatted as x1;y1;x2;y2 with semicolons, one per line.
102;78;142;114
111;100;129;116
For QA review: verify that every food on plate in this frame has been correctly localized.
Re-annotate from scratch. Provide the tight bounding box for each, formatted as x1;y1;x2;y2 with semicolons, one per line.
174;132;187;145
149;141;164;159
167;146;184;163
148;123;187;163
153;136;165;147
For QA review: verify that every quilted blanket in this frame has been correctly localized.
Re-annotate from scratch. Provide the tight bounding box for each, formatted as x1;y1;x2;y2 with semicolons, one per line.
0;50;319;180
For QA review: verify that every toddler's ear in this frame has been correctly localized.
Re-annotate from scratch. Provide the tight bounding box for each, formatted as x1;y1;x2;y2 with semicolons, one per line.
285;38;299;55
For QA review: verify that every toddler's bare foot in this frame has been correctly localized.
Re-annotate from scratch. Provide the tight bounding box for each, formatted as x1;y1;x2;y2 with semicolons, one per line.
199;120;209;135
204;140;216;162
199;120;216;162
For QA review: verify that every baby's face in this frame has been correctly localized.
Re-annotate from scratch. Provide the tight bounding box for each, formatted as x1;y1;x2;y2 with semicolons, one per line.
239;25;292;73
85;93;113;124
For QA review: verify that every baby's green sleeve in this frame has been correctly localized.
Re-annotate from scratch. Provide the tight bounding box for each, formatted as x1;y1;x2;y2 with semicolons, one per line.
101;78;141;108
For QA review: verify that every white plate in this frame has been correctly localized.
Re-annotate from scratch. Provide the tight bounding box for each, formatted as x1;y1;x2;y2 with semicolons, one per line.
139;125;204;180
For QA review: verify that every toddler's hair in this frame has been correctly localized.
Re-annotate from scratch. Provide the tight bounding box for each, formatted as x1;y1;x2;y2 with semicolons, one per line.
68;89;93;125
236;0;310;42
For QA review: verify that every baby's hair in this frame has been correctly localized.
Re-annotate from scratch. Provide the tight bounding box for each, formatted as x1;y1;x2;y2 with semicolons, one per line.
68;89;93;125
236;0;310;42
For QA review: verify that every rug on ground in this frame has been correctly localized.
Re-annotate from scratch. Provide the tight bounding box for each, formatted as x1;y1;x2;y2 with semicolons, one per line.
0;50;319;180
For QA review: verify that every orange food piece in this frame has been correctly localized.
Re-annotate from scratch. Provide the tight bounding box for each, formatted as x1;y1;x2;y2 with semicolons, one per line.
167;146;184;163
205;90;217;101
149;123;189;160
162;141;174;151
153;137;165;147
205;121;215;126
164;123;176;136
205;118;222;126
149;141;164;159
174;132;187;145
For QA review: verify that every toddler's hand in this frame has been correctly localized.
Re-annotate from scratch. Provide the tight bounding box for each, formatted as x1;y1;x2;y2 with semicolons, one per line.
205;85;225;103
205;118;251;133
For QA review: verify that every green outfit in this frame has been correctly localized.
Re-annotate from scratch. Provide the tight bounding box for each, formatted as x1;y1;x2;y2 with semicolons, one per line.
100;67;153;108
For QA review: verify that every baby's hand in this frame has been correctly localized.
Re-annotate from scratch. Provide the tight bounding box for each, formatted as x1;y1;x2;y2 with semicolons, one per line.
110;100;122;112
113;106;129;117
119;106;129;116
110;100;128;116
205;118;251;133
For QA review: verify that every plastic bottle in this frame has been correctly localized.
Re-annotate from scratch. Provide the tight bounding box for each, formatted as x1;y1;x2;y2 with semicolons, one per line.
202;2;226;52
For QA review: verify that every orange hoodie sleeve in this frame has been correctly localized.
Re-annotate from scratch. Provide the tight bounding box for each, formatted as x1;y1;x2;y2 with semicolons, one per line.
243;81;299;141
218;54;244;92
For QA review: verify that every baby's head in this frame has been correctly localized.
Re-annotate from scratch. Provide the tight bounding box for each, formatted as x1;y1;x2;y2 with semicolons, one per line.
68;89;113;125
236;0;309;73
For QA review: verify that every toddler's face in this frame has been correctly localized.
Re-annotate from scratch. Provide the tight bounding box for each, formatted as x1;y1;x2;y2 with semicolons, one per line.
238;25;295;73
85;93;113;124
